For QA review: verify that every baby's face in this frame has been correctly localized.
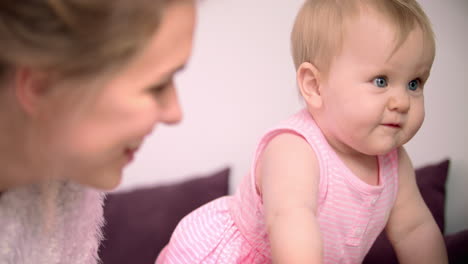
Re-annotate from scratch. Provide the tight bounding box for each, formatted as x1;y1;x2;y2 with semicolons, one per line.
316;11;434;156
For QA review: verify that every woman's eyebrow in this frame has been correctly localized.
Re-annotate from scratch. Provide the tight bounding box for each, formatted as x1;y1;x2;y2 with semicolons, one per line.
149;64;187;88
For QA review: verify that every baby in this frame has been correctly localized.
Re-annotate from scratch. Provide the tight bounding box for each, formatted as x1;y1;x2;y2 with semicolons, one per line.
157;0;448;263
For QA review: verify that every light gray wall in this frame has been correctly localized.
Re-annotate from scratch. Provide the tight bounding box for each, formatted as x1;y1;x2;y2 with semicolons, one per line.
120;0;468;234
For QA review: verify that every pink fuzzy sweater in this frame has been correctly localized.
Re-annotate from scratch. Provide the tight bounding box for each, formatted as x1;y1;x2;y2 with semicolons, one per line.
0;181;105;264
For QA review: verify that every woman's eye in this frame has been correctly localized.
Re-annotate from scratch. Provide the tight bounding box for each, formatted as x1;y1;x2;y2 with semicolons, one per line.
408;79;420;91
150;82;170;96
152;85;166;94
373;77;388;88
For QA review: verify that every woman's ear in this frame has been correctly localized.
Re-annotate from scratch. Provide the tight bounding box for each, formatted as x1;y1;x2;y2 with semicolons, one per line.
14;67;54;117
297;62;322;109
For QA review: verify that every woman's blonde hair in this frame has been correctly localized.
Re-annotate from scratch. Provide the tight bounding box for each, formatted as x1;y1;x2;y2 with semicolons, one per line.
0;0;170;83
291;0;436;73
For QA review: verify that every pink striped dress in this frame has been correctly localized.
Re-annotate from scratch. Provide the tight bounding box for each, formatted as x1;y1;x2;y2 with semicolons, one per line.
156;108;399;264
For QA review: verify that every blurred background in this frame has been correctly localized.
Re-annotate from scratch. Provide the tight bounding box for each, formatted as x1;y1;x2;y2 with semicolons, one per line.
119;0;468;235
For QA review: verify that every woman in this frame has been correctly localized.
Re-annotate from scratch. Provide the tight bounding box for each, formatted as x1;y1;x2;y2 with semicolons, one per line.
0;0;196;263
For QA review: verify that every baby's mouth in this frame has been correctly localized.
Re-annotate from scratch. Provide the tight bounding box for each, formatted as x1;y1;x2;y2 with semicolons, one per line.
382;123;401;128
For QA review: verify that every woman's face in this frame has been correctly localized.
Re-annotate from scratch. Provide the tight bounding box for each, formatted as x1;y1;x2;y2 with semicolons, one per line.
38;1;196;189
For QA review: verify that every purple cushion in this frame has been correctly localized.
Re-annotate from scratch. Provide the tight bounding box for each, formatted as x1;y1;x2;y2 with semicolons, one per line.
363;159;466;263
416;159;449;233
446;229;468;264
98;167;230;264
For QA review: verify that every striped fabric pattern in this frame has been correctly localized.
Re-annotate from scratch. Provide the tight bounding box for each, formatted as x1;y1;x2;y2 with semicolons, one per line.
156;108;399;264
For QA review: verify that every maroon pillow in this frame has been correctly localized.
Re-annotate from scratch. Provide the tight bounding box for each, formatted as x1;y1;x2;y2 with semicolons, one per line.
363;159;450;264
99;167;230;264
446;229;468;264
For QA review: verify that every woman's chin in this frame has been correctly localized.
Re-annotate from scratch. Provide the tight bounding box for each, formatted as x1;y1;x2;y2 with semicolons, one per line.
72;170;124;191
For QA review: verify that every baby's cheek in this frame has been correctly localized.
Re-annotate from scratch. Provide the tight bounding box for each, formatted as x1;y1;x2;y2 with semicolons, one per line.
407;112;425;139
414;103;425;127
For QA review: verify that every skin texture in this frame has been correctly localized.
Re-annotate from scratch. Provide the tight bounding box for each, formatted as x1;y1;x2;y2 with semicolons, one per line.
0;1;196;191
259;7;447;264
387;148;448;264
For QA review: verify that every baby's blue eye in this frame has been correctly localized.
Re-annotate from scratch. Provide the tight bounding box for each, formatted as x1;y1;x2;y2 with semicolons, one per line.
408;79;420;91
373;77;388;88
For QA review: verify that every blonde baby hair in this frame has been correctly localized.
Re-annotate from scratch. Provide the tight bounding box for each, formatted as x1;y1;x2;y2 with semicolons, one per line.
291;0;436;73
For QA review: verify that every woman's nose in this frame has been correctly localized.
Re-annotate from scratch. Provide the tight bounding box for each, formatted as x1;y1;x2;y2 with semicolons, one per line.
160;85;183;125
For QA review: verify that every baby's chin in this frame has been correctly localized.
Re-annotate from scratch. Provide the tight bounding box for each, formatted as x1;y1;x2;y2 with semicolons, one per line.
358;143;401;157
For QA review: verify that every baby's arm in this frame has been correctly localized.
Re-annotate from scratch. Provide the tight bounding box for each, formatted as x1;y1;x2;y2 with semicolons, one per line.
257;133;322;263
385;147;448;264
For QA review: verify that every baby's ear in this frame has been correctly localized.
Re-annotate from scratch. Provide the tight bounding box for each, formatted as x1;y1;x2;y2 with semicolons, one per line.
297;62;322;109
